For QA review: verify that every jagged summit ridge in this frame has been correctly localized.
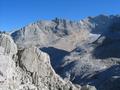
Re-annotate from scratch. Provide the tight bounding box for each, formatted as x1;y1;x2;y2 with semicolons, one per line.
11;15;120;50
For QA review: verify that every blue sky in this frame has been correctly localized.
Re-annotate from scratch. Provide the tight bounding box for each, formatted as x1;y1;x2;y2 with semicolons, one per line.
0;0;120;31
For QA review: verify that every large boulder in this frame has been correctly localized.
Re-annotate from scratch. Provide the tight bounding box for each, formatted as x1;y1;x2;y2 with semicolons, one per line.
0;34;17;89
18;46;81;90
0;34;37;90
0;51;16;90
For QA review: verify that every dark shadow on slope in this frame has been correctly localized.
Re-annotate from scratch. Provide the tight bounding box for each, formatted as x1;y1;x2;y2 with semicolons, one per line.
92;20;120;59
70;65;120;90
89;15;120;35
93;38;120;59
40;47;70;72
59;61;78;79
82;65;120;90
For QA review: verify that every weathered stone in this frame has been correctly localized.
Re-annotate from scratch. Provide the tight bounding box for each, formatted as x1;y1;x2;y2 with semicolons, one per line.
0;34;37;90
18;46;81;90
0;34;17;55
81;85;96;90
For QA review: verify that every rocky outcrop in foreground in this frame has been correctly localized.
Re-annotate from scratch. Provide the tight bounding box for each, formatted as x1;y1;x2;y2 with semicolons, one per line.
17;46;81;90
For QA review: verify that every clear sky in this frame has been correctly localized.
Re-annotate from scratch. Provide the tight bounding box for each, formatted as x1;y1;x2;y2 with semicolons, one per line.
0;0;120;31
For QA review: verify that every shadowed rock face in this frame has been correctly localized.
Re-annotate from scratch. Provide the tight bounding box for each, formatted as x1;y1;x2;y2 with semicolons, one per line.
81;65;120;90
93;39;120;59
40;47;70;72
92;21;120;59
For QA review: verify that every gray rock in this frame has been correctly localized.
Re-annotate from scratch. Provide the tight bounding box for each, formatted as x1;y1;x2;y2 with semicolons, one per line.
18;46;81;90
0;34;37;90
0;34;17;55
81;85;96;90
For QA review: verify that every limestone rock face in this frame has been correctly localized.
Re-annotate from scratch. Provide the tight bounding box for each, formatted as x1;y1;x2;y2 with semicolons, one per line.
18;46;81;90
0;34;17;90
0;52;16;90
0;34;17;55
0;33;37;90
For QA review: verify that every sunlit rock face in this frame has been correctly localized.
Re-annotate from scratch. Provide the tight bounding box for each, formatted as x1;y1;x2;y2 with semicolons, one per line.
0;34;33;90
18;46;81;90
0;34;17;55
0;34;17;90
0;52;15;90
